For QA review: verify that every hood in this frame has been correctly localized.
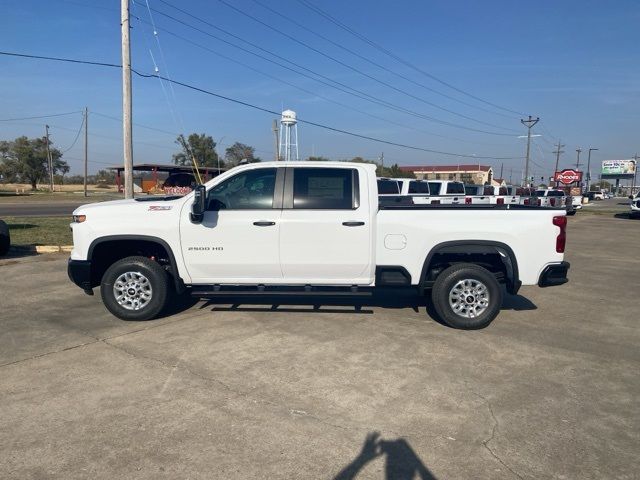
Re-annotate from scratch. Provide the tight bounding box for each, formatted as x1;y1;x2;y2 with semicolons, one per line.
72;196;186;217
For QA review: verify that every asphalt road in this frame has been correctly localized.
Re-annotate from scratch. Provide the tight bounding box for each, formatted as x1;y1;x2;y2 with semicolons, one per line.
0;211;639;479
0;201;89;217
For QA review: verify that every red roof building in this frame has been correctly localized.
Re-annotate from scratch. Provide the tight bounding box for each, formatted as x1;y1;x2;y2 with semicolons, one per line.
399;164;494;185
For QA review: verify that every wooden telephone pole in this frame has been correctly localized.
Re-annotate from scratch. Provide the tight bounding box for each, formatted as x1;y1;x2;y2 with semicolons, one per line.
121;0;134;198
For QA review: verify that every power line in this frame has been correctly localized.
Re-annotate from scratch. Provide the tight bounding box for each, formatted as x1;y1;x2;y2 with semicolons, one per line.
250;0;517;122
91;111;178;136
210;0;518;132
180;0;518;134
146;1;515;137
139;71;524;160
132;15;512;148
62;114;85;152
0;50;523;159
296;0;527;117
0;110;82;122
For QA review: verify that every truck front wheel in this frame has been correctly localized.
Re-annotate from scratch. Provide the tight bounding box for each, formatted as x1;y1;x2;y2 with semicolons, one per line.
100;256;168;321
431;263;502;330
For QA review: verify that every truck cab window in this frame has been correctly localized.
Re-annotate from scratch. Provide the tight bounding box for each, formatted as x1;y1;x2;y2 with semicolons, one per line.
293;168;356;209
408;181;430;194
377;179;400;195
447;183;465;195
207;168;277;210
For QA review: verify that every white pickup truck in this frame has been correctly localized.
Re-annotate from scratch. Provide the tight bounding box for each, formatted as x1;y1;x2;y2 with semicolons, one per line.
629;192;640;218
68;162;570;329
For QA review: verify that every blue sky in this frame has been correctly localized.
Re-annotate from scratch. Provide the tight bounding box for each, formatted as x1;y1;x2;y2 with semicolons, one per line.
1;0;638;179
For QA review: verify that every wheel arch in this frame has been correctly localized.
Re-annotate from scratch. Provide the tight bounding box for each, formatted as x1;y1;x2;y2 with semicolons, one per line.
419;240;520;295
87;235;185;292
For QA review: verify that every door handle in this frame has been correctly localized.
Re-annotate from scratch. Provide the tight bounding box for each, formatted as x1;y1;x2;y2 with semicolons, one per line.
342;221;365;227
253;221;276;226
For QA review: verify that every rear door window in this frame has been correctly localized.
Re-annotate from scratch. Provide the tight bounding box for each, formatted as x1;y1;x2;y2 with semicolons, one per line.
293;168;357;209
428;182;441;195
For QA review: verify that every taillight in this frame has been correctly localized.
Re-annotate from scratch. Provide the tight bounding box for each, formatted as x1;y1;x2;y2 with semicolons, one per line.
431;199;440;205
537;199;542;206
550;198;556;207
553;215;567;253
497;198;504;205
465;197;472;204
524;198;530;205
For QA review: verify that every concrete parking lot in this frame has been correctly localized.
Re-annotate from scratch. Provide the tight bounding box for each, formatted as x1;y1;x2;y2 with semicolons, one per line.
1;207;638;479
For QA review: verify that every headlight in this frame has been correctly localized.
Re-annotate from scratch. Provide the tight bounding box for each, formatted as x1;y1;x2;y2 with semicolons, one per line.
72;215;86;223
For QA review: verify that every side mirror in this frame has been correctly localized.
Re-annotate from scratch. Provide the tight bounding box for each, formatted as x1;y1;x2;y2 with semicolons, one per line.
190;185;206;223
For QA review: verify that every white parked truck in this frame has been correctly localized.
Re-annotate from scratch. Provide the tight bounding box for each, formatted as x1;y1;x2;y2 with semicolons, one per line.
629;192;640;218
68;162;570;329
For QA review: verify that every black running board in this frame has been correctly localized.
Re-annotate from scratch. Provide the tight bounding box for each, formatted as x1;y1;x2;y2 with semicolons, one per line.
190;286;373;297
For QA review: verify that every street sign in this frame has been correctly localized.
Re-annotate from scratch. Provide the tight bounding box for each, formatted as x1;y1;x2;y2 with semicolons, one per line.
554;169;582;185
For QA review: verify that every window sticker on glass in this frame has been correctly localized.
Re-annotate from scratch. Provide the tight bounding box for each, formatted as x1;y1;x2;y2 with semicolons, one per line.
308;176;345;199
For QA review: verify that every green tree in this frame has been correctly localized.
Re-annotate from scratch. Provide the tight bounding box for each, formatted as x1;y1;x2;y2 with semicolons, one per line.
173;133;220;168
382;163;415;179
0;136;68;190
95;169;116;184
306;156;330;161
224;142;260;166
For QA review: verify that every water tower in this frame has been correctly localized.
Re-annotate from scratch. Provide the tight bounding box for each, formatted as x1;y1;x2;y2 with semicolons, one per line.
278;109;299;161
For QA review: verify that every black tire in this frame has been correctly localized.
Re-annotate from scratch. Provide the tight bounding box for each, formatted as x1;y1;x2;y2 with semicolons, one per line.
0;220;10;256
431;263;503;330
100;256;168;321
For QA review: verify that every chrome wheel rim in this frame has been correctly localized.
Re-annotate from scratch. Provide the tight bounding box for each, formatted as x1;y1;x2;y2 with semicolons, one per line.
113;271;153;311
448;278;490;318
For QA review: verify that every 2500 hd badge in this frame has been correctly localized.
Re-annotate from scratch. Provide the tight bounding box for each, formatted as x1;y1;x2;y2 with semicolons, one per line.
187;246;224;251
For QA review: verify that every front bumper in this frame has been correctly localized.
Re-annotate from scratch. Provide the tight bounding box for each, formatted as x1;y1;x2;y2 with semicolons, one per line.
538;261;570;287
68;259;93;291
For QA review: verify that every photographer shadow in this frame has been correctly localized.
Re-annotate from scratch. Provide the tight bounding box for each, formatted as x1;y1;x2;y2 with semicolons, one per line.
334;432;436;480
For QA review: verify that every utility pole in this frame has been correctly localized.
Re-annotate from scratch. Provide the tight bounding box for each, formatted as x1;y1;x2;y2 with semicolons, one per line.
45;125;54;191
499;162;503;180
520;115;539;186
121;0;134;199
552;140;565;187
84;107;88;197
585;148;598;194
575;148;582;170
272;119;279;161
380;152;384;174
509;167;513;185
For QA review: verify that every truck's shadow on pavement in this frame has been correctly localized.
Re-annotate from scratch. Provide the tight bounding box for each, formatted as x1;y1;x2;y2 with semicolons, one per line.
195;288;536;324
333;432;437;480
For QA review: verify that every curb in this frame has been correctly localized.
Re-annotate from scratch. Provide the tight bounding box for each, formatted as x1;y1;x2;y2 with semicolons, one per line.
11;245;73;254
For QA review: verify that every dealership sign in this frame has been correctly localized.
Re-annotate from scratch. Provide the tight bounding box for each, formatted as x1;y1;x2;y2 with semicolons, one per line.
554;169;582;185
601;160;636;178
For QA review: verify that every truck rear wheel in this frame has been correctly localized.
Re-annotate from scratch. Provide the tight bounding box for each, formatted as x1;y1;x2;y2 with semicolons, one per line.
100;256;168;321
431;263;502;329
